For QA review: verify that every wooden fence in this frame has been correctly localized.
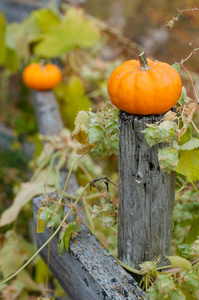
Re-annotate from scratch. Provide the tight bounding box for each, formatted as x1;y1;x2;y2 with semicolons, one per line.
31;90;175;299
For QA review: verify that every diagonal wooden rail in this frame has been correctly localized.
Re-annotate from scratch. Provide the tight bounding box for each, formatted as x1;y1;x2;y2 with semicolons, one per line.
33;194;146;300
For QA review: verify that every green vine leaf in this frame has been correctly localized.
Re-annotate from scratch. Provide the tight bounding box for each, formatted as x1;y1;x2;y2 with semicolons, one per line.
55;76;91;130
158;147;179;173
64;222;79;252
180;138;199;151
33;8;61;32
142;121;177;147
34;8;99;58
57;230;65;257
167;255;192;270
0;13;6;65
176;149;199;183
172;62;181;73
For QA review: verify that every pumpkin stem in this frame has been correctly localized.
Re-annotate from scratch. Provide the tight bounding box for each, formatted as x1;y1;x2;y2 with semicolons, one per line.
138;52;150;71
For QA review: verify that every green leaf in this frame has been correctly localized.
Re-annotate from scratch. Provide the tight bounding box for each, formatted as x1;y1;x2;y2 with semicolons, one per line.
167;256;192;270
0;170;56;227
88;126;105;144
17;269;40;291
57;230;65;257
4;48;18;73
39;210;51;222
142;121;177;147
177;244;193;259
170;290;186;300
34;7;99;58
64;222;78;252
55;77;91;130
147;286;159;300
178;86;189;106
0;231;34;278
176;149;199;183
33;8;61;32
180;138;199;150
172;62;181;73
184;217;199;244
62;8;99;49
0;13;6;65
158;147;179;173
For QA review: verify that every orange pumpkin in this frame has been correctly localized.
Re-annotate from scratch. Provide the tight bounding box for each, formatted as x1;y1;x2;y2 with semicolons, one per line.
22;63;62;91
107;52;182;115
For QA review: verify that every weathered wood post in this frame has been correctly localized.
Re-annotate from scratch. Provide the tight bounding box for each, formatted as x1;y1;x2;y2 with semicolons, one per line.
32;90;63;136
117;111;175;271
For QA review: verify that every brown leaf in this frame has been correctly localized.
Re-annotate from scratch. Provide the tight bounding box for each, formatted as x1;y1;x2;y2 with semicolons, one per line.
72;124;89;144
76;143;94;155
186;102;197;123
178;123;188;141
164;110;177;122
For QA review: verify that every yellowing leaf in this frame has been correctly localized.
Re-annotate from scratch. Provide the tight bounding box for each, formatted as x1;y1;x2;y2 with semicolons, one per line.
74;110;90;127
72;124;89;144
17;270;40;291
167;256;192;270
180;138;199;151
37;208;46;233
164;110;177;122
33;8;61;32
76;143;94;155
0;171;56;227
0;231;34;278
176;149;199;183
34;7;99;58
55;77;91;130
0;13;6;65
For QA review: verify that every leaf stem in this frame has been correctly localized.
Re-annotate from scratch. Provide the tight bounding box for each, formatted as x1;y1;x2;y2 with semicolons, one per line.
58;152;89;206
46;227;53;290
116;258;142;275
190;120;199;136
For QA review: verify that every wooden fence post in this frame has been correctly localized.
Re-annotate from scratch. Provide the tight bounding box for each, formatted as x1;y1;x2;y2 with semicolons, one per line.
33;90;63;136
117;111;175;271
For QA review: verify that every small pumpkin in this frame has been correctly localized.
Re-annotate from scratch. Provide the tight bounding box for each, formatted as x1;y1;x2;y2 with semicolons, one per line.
107;52;182;115
22;63;62;91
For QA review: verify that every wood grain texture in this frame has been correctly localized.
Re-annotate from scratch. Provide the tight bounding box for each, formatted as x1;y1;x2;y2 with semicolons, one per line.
33;195;146;300
33;91;63;136
118;111;175;270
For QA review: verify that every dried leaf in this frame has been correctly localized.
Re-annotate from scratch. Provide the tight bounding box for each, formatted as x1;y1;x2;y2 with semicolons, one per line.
76;143;94;155
72;124;89;144
185;102;197;123
178;123;188;140
164;110;177;122
74;110;90;127
0;171;56;227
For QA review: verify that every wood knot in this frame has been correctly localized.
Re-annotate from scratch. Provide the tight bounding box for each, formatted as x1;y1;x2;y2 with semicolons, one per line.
135;172;142;183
